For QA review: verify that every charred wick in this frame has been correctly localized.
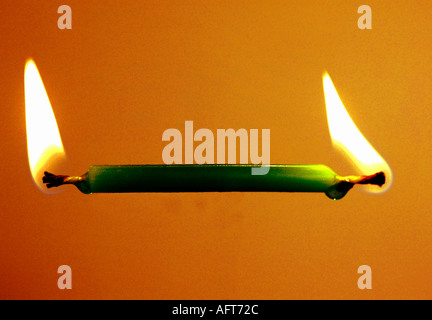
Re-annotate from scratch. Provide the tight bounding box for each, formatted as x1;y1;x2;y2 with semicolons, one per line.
327;171;386;200
42;171;69;188
43;171;84;188
356;171;385;187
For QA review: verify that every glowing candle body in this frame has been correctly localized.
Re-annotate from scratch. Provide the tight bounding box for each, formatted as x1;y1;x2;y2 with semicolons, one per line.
70;164;356;199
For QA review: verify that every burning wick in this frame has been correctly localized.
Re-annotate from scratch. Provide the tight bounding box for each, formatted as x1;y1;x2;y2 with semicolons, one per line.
42;165;384;200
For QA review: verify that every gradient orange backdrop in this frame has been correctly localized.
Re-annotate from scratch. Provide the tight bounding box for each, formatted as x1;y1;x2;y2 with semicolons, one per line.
1;0;431;299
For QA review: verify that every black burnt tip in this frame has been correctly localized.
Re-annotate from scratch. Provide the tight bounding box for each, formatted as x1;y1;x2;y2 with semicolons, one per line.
42;171;68;188
359;171;385;187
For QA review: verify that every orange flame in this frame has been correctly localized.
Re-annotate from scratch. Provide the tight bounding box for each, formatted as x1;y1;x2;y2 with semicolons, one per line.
323;72;392;193
25;59;65;192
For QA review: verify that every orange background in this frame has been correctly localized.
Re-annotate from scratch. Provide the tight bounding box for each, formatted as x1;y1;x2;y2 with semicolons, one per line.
1;0;432;299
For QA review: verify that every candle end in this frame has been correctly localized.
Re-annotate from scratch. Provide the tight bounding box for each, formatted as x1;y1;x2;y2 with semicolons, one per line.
345;171;385;186
356;171;385;186
42;171;91;194
326;171;386;200
42;171;70;188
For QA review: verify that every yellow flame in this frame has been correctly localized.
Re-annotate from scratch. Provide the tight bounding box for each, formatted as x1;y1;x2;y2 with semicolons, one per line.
25;59;65;192
323;72;392;193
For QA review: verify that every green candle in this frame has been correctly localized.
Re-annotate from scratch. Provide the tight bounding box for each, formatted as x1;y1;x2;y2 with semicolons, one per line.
43;164;384;200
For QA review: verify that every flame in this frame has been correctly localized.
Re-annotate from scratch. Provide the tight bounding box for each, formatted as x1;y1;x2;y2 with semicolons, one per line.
25;59;65;192
323;72;392;193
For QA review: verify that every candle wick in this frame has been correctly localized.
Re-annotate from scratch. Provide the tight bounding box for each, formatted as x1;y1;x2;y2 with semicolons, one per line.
344;171;385;186
325;171;385;200
42;171;81;188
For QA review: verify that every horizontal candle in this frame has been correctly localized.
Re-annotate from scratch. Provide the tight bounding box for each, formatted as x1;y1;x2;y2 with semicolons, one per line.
43;164;385;200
